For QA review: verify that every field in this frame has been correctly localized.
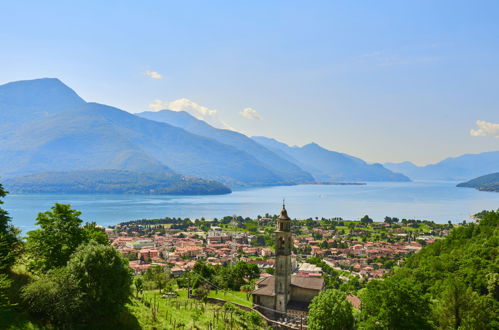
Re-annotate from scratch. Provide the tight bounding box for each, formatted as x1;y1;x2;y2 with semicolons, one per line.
128;289;264;329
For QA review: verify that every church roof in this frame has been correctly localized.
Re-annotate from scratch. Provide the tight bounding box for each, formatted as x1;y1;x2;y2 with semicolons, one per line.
252;275;325;297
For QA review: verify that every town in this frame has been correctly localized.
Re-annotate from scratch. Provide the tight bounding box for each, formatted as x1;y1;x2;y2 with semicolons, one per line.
111;212;449;280
107;206;452;327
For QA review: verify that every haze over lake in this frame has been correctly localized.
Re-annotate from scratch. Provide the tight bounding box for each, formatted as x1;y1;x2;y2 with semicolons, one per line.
5;181;498;232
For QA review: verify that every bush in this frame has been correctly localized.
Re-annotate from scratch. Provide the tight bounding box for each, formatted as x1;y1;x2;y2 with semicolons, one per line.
22;242;132;327
21;268;81;327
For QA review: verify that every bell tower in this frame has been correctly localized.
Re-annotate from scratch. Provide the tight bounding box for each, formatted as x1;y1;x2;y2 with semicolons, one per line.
274;201;292;317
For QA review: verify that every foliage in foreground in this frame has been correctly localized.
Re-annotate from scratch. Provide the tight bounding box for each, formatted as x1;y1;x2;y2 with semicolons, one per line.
307;289;354;330
25;203;108;273
0;183;20;274
21;242;132;328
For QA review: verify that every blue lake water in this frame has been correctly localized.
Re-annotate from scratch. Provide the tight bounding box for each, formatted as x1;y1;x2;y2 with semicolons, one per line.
4;181;499;232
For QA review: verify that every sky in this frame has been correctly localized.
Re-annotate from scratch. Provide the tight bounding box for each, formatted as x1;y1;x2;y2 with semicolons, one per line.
1;0;498;165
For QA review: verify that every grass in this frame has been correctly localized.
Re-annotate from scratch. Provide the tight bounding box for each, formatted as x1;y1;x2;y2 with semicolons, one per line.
127;289;265;329
207;289;253;307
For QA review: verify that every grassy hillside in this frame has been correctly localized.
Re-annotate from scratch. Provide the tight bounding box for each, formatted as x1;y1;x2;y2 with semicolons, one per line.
128;289;262;329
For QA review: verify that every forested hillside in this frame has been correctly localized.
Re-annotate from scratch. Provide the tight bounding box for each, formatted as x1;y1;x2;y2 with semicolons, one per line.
358;210;499;329
4;170;231;195
457;172;499;192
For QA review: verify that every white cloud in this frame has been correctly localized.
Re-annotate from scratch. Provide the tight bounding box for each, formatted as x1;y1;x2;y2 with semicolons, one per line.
470;120;499;138
148;98;233;130
240;107;262;120
148;99;169;111
145;70;163;79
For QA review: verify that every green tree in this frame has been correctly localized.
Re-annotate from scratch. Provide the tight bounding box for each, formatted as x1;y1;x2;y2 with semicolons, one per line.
134;277;143;297
307;289;354;330
26;203;108;272
0;274;12;307
0;183;20;272
26;203;86;272
21;267;81;327
359;277;431;330
66;242;132;319
360;215;373;223
433;278;496;329
83;221;109;245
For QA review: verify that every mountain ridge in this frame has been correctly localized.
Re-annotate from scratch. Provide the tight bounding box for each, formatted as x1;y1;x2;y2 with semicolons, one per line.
137;109;315;184
0;79;289;187
384;151;499;181
252;136;410;182
457;172;499;192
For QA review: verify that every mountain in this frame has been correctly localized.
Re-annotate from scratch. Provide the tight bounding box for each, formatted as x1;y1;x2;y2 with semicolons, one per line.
3;170;231;195
137;110;314;184
252;136;410;182
457;172;499;192
384;151;499;181
0;78;294;187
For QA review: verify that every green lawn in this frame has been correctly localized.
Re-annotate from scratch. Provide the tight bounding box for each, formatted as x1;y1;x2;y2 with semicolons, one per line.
207;289;253;307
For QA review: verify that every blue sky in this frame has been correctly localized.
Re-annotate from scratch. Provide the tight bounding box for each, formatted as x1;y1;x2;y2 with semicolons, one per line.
1;0;498;165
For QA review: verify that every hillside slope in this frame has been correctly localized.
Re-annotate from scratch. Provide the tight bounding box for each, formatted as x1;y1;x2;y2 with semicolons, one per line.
0;78;294;187
457;172;499;192
4;170;231;195
137;110;314;184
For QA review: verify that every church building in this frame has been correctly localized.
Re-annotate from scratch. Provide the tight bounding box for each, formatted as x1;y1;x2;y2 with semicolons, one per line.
252;204;324;320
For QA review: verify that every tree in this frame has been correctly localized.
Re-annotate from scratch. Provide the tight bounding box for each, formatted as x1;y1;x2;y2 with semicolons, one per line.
0;183;19;308
134;277;144;297
0;183;20;272
66;242;132;319
26;203;108;272
21;268;81;327
360;215;373;223
0;274;12;307
83;222;109;245
359;277;431;330
307;289;354;330
433;278;496;329
144;265;169;293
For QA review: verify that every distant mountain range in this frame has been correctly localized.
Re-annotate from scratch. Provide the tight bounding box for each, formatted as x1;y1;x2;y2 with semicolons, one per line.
137;110;410;183
384;151;499;181
138;110;314;184
6;77;491;194
0;78;291;188
457;172;499;192
251;136;410;182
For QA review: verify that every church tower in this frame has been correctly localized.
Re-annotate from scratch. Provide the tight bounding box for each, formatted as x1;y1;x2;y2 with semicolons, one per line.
274;202;292;317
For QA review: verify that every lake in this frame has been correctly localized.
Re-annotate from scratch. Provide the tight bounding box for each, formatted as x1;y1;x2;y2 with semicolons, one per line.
4;181;499;232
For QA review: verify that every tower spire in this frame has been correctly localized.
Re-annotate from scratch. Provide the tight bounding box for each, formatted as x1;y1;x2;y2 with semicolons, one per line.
275;203;291;318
